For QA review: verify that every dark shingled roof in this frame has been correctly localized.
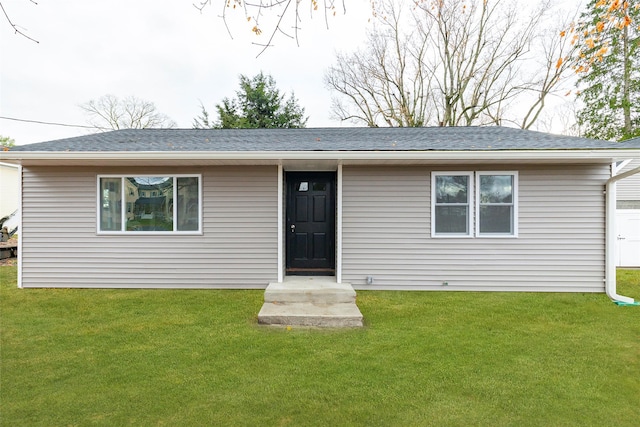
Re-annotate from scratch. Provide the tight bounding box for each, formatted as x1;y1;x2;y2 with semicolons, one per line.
9;127;640;152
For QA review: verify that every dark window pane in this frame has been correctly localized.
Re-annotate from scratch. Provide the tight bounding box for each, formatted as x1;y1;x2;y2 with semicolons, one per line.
177;177;199;231
435;206;468;234
479;206;513;234
312;182;327;191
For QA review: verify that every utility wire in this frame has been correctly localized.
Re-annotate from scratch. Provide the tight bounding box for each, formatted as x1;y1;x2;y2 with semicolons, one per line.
0;116;107;130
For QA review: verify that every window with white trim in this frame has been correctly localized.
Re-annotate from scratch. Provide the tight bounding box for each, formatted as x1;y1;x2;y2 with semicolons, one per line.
432;171;517;237
98;175;201;233
432;172;473;236
477;172;517;236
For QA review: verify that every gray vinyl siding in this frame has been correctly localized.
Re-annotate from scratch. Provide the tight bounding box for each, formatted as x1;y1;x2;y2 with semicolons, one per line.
342;165;608;292
617;159;640;207
20;166;278;288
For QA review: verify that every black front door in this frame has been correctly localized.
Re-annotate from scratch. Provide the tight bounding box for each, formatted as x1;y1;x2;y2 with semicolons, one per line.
286;172;336;275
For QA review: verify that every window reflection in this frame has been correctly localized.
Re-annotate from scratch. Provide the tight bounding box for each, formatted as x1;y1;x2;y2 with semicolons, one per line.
479;175;513;204
432;172;517;237
125;177;173;231
434;174;471;235
99;175;200;233
436;176;468;204
478;174;515;235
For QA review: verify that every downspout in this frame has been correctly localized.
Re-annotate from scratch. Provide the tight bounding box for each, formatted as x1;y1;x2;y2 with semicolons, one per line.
277;164;283;283
605;162;640;304
17;164;23;289
337;164;343;284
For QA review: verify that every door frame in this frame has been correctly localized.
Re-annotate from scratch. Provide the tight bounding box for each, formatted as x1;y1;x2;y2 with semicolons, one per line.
285;171;336;275
277;165;342;282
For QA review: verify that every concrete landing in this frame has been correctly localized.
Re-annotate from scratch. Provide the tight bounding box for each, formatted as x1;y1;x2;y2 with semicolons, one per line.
258;277;364;328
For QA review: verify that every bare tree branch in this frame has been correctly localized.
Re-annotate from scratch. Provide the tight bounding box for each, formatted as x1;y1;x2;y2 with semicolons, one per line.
326;0;576;129
194;0;346;57
326;1;433;127
80;95;177;131
0;1;39;43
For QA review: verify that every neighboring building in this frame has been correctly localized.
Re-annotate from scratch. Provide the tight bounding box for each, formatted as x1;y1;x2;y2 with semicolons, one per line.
0;162;19;219
616;158;640;267
1;127;639;303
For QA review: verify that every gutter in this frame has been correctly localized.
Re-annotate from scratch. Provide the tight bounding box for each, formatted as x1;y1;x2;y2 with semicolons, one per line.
605;163;640;304
2;149;640;164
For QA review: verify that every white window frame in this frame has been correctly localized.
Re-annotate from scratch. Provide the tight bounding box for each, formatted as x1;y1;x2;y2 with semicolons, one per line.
431;172;474;238
431;171;518;238
476;171;518;238
97;174;203;235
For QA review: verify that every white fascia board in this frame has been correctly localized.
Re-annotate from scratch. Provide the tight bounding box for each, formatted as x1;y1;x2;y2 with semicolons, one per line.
1;149;639;163
0;161;20;168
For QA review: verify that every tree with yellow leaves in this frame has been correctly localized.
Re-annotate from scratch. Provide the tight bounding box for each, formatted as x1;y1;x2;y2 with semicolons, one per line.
569;0;639;141
194;0;346;56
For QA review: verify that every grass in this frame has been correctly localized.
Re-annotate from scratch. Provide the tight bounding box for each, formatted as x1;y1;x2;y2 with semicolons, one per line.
1;266;639;426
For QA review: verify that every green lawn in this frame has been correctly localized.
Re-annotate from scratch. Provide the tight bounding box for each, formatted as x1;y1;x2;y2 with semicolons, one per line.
1;266;639;426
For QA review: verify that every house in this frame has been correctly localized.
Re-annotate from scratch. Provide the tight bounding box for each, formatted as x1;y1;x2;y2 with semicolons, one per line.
1;127;639;304
0;162;20;219
616;158;640;267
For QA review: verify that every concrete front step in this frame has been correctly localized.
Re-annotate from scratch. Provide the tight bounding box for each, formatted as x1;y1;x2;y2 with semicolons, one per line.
264;280;356;304
258;302;363;327
258;278;364;328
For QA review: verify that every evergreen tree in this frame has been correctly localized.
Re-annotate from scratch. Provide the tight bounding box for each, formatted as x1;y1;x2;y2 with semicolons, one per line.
194;72;307;129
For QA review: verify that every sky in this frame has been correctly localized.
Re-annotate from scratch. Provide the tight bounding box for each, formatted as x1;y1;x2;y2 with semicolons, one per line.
0;0;373;145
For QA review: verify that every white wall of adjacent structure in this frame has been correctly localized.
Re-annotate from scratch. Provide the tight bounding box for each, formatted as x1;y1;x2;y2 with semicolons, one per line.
616;159;640;267
616;159;640;205
0;163;20;218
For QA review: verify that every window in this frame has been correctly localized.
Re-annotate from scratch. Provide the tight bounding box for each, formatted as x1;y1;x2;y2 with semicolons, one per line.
432;172;473;236
98;175;201;233
432;171;517;237
477;173;517;236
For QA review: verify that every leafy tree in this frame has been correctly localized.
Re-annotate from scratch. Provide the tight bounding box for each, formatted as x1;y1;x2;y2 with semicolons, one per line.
80;95;177;130
1;135;15;150
570;0;640;141
195;72;307;129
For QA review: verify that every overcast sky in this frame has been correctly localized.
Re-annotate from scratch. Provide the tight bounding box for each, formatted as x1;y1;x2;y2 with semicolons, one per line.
0;0;372;145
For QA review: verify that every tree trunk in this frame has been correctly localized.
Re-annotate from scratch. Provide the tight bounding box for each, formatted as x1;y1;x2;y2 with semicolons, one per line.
622;24;632;138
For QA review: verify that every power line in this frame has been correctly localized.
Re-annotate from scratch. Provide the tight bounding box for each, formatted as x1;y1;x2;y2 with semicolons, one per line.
0;116;105;130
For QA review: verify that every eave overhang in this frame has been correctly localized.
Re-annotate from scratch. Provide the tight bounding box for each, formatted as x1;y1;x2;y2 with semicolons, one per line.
1;149;639;167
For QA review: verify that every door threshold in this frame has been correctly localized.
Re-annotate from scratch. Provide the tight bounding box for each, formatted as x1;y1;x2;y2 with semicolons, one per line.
286;268;335;276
